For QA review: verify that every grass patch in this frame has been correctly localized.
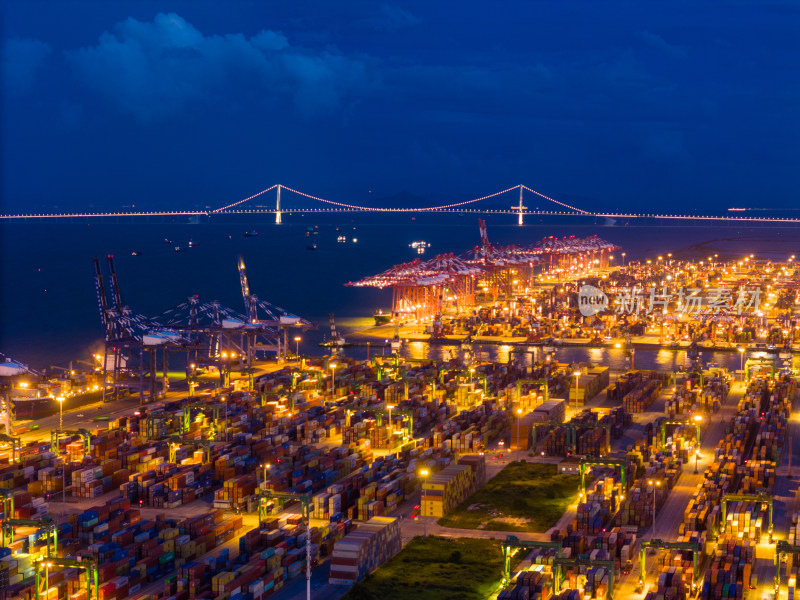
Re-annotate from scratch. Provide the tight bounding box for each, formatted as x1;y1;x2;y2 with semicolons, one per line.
342;536;508;600
437;461;580;533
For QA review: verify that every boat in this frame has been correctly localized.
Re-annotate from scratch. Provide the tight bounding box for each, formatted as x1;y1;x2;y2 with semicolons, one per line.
244;231;259;237
163;238;172;244
337;235;347;243
374;309;391;325
351;237;358;243
306;244;317;251
131;251;142;256
188;240;198;247
409;241;431;255
305;226;319;236
174;246;184;252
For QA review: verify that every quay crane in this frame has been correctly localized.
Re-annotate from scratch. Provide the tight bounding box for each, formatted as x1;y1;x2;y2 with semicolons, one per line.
34;555;99;600
237;254;313;362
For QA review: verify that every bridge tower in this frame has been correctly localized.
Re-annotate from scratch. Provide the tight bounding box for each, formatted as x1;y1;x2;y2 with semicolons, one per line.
513;185;527;225
275;185;282;224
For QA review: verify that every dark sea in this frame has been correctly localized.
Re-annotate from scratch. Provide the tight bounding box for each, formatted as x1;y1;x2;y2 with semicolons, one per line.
2;213;798;372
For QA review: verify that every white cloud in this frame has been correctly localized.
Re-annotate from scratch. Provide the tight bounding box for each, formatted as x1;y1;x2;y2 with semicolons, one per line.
66;13;369;121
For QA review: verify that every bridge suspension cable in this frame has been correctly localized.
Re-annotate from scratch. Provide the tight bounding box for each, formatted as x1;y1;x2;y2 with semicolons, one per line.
213;184;278;213
521;185;590;214
221;184;589;214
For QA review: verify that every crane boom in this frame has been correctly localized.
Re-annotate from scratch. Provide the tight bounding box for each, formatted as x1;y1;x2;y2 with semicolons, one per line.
106;255;124;313
92;258;109;328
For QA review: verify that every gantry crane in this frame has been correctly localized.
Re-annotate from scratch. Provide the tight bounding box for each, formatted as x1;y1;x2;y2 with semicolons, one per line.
1;516;58;556
774;540;800;593
257;491;313;600
502;535;563;583
719;491;773;537
168;435;213;464
553;555;616;599
659;417;700;449
181;402;221;434
579;456;628;493
370;407;414;438
51;429;92;458
515;379;549;404
0;489;14;519
638;539;702;589
0;432;22;463
35;555;99;600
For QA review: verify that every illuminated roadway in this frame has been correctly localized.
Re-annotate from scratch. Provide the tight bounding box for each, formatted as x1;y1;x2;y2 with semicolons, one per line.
3;183;800;223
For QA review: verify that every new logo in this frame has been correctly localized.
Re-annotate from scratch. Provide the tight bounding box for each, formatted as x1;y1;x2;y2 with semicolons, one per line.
578;285;609;317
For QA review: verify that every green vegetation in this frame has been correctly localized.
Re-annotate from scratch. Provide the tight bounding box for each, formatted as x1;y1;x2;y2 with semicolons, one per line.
437;461;580;533
342;536;508;600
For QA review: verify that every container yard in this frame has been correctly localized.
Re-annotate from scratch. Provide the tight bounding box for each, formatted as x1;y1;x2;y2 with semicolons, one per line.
0;246;798;600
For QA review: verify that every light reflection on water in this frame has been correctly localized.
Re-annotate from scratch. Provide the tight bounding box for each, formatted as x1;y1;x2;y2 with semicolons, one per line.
342;343;795;373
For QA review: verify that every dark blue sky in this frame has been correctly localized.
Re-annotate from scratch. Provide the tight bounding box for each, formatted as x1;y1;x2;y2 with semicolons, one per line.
2;1;799;213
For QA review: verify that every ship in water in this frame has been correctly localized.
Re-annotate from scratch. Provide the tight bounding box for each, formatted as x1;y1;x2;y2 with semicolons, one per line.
373;309;391;325
409;241;430;255
244;231;259;237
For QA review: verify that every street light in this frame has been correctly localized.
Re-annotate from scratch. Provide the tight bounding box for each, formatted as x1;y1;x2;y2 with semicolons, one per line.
692;414;703;474
738;347;745;380
419;468;430;537
572;371;581;407
647;479;661;539
294;336;302;358
330;363;337;395
516;408;523;462
262;463;271;488
387;404;395;430
56;396;64;431
220;395;228;442
622;252;626;266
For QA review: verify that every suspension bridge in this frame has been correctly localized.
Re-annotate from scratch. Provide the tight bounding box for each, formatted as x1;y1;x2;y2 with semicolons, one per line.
2;184;799;224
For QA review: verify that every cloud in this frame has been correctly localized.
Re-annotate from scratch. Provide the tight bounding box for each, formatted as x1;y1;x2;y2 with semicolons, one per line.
636;30;688;59
66;13;370;121
2;37;52;96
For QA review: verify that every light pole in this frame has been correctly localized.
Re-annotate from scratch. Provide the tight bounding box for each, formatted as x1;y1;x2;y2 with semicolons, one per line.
262;463;271;488
516;408;522;462
330;363;337;396
622;252;626;266
572;371;581;408
693;414;703;474
294;336;301;359
738;347;745;380
647;479;661;539
57;395;64;431
220;395;227;442
387;404;394;431
419;468;429;537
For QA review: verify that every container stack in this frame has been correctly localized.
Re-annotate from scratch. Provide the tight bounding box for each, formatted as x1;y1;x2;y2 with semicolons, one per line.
328;517;401;586
421;463;476;518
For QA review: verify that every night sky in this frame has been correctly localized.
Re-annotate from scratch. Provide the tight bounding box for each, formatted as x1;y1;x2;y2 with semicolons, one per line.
2;1;799;214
